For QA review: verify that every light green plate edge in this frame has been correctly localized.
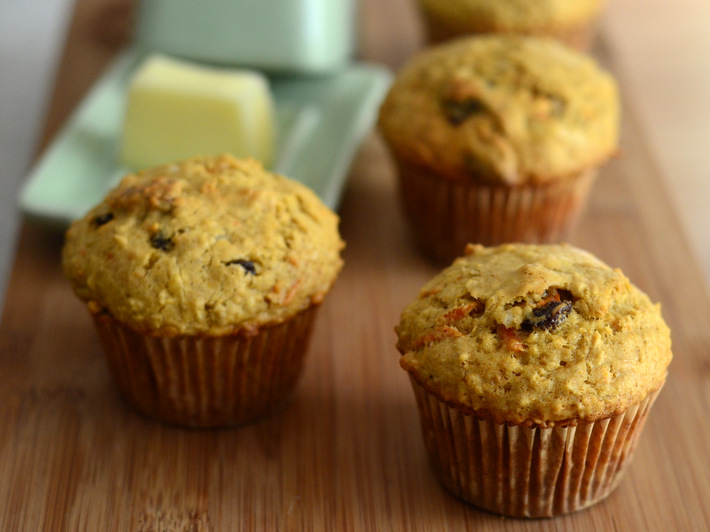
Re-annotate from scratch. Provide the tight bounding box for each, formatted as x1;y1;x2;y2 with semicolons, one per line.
18;47;393;230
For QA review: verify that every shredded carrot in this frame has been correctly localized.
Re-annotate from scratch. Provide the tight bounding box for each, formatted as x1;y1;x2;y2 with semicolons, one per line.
440;301;483;324
498;325;527;352
411;325;463;350
282;279;301;306
538;288;561;307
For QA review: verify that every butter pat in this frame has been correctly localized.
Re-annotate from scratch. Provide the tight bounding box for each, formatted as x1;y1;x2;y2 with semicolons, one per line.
121;55;274;170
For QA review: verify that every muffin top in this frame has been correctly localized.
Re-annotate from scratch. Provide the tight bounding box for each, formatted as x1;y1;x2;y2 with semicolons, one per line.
396;243;672;426
63;154;344;336
418;0;605;32
378;35;619;185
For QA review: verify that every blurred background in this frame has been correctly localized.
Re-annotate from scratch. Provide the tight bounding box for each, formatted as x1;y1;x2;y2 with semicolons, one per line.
1;0;709;311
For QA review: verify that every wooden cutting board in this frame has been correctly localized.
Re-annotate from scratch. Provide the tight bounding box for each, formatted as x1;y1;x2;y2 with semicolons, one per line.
1;0;709;530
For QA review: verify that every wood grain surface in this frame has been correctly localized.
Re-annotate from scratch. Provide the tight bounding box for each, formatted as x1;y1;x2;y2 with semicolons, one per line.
1;0;709;530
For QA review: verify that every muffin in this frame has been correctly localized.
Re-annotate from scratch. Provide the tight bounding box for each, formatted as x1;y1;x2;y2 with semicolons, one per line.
396;243;671;517
62;154;344;427
417;0;607;50
378;35;619;263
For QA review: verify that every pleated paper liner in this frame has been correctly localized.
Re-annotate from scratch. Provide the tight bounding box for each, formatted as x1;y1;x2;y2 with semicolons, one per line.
409;375;662;518
396;159;597;263
92;305;320;428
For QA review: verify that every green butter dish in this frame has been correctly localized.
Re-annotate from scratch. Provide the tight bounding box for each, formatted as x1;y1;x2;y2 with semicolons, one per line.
19;48;392;229
135;0;357;74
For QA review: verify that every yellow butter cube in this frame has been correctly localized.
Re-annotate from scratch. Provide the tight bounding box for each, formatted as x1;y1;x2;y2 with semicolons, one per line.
121;54;275;170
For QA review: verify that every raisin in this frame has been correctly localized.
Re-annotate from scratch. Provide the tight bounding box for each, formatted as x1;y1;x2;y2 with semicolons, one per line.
92;212;114;227
150;232;174;252
442;98;486;125
225;259;256;275
521;300;572;331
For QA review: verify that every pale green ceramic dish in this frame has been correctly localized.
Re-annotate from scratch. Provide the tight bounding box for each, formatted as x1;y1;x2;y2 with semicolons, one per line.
19;48;392;229
135;0;357;73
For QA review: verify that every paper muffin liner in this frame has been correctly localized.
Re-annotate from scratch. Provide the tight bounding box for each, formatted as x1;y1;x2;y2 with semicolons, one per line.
395;159;597;262
420;14;599;50
91;306;320;428
408;376;662;518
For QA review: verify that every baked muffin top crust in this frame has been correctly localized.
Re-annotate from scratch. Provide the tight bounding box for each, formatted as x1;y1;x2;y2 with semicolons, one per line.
378;35;619;185
63;154;344;336
396;243;671;426
418;0;605;33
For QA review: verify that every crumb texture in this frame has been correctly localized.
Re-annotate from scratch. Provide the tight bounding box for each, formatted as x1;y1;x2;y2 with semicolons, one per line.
63;154;344;336
418;0;605;32
397;243;672;425
378;35;619;184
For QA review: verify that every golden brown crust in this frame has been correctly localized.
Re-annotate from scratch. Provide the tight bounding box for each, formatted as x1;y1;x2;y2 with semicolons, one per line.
396;243;672;425
63;154;344;336
378;35;619;185
417;0;606;39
